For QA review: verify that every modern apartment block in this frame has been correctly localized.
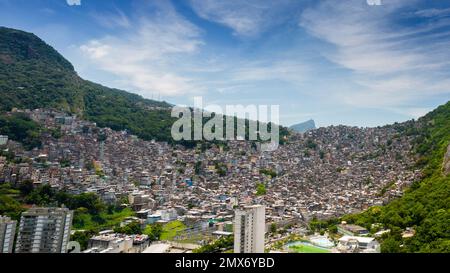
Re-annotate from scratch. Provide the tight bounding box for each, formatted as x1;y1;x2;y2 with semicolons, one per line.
0;215;17;253
15;207;73;253
0;135;8;146
234;205;265;253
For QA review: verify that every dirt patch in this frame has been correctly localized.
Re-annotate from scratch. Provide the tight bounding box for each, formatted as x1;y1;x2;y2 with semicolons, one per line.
0;54;14;64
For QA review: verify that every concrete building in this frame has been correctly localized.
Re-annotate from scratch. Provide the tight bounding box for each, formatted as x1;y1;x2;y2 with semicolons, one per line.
86;233;134;253
15;207;73;253
147;214;162;224
337;223;369;236
0;216;17;253
337;235;380;253
0;135;8;146
234;205;265;253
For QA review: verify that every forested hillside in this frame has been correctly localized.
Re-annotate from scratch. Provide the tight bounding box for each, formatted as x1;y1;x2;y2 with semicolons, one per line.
341;101;450;252
0;27;175;142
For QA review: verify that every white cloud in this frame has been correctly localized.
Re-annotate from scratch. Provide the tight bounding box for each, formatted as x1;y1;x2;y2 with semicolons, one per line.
91;9;131;29
230;60;309;84
66;0;81;6
79;2;204;97
189;0;299;37
415;8;450;18
299;0;450;113
78;1;311;98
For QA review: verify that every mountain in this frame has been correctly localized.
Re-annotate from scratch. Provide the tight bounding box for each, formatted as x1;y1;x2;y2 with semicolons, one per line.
340;101;450;252
0;27;176;142
0;27;289;145
290;119;316;133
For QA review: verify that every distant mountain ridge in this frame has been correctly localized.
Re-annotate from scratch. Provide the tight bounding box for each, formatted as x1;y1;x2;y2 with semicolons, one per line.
290;119;316;133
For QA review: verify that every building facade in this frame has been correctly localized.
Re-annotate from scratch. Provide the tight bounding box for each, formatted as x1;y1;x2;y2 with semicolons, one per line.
0;135;8;146
0;215;17;253
337;223;369;236
15;207;73;253
337;235;380;253
234;205;265;253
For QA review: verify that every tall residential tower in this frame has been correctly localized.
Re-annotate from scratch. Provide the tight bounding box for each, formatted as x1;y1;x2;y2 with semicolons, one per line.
0;215;17;253
234;205;265;253
15;207;73;253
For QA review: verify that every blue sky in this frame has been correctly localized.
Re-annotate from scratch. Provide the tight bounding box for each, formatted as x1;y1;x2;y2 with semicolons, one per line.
1;0;450;127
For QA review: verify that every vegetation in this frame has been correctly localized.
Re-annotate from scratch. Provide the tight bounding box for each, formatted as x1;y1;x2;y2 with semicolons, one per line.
70;230;98;251
143;223;164;241
0;113;43;150
0;27;173;143
340;101;450;252
0;183;25;220
2;26;449;253
270;223;277;234
377;180;396;197
305;139;318;150
309;217;339;235
0;181;137;249
0;27;290;146
0;181;136;234
214;161;228;177
193;236;234;253
289;243;330;253
256;183;267;196
260;168;277;178
160;220;187;241
114;221;143;235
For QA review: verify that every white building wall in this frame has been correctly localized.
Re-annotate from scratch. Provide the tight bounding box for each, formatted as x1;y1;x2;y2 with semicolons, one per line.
234;205;265;253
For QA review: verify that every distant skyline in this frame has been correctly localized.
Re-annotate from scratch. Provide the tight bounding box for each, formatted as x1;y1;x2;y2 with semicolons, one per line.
1;0;450;127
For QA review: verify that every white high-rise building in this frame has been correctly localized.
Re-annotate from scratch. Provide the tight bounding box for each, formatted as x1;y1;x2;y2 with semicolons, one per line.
234;205;265;253
15;207;73;253
0;215;17;253
0;135;8;146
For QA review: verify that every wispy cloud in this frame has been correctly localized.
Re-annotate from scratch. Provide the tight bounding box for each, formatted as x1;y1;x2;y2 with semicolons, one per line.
299;0;450;115
189;0;299;37
78;0;311;98
230;60;309;84
79;1;203;97
71;0;450;122
415;7;450;18
90;8;131;29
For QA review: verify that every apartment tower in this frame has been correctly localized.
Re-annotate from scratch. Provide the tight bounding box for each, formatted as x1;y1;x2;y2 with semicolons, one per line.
15;207;73;253
0;215;17;253
234;205;265;253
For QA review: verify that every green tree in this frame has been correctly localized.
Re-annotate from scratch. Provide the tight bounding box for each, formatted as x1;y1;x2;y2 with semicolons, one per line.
18;180;34;196
114;221;142;235
256;183;267;196
270;223;277;234
144;223;163;241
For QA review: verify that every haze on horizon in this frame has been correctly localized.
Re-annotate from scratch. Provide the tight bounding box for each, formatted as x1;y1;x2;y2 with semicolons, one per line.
0;0;450;128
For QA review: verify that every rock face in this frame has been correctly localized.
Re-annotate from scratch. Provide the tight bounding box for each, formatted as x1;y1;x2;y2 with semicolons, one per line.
290;119;316;133
444;144;450;176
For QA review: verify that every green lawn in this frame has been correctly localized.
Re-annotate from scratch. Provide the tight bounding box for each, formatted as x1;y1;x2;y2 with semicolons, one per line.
289;244;331;253
72;207;135;230
160;220;187;241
